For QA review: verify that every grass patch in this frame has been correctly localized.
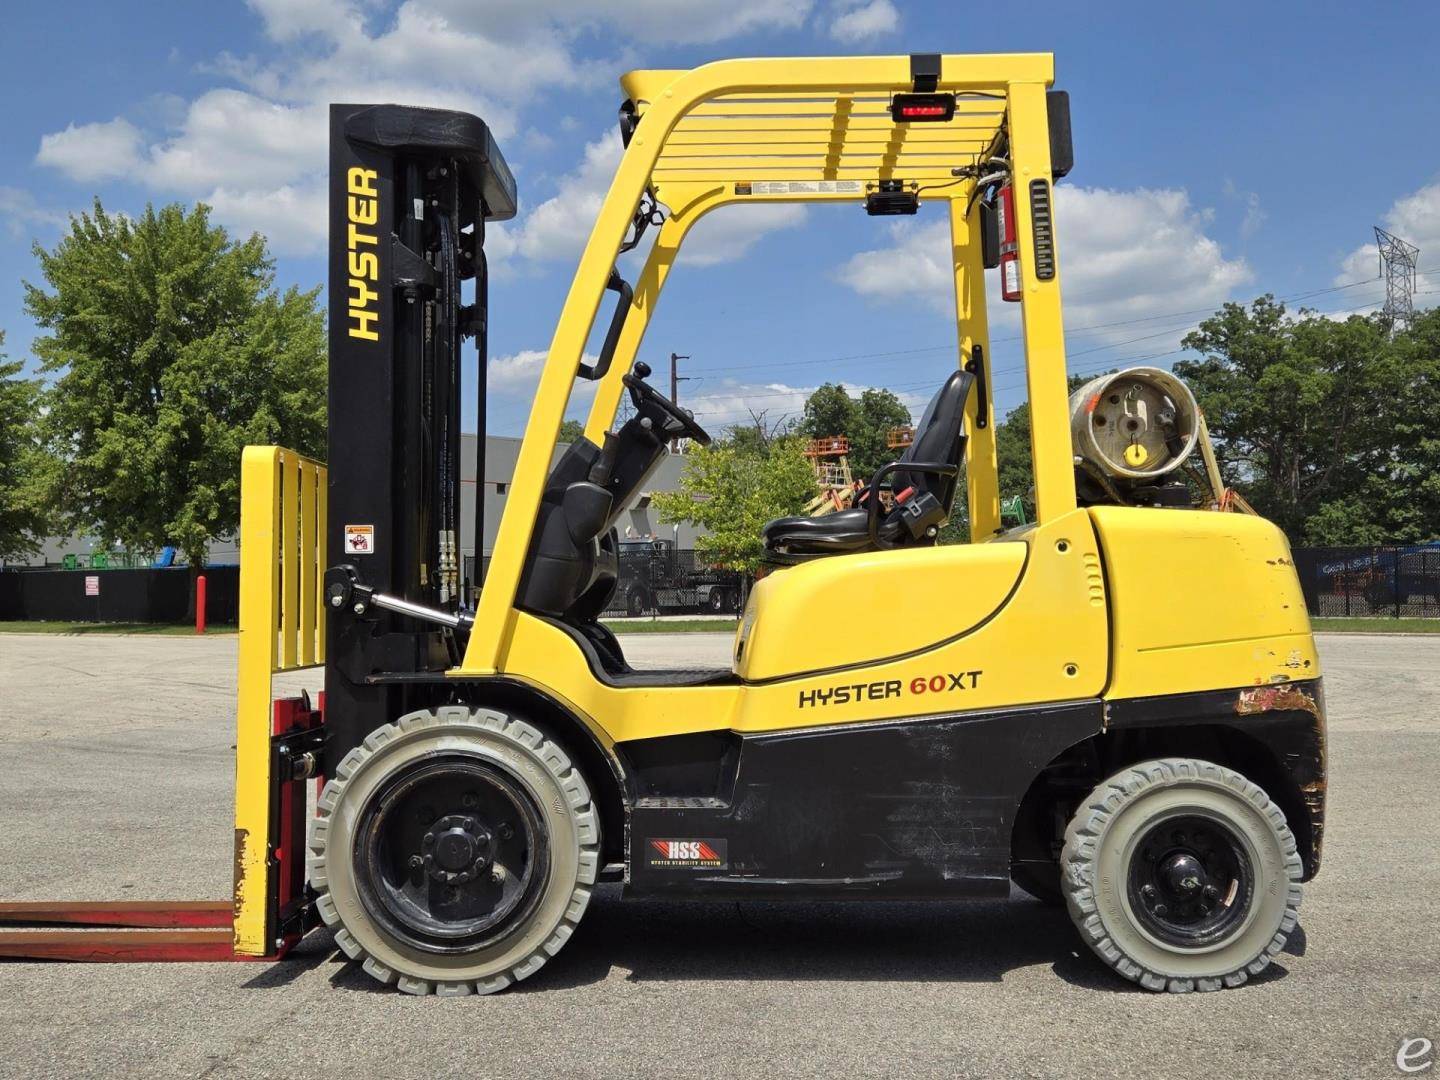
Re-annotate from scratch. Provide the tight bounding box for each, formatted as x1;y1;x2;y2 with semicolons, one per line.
602;619;738;635
1312;617;1440;634
0;621;237;636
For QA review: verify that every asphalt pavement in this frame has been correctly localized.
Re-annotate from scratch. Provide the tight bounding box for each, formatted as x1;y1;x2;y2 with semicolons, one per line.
0;631;1435;1079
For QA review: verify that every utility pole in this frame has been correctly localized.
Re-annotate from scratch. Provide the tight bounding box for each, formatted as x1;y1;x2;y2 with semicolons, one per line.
1374;226;1420;337
669;352;692;452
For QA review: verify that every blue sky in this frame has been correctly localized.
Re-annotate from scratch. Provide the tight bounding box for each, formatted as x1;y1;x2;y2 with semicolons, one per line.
3;0;1438;436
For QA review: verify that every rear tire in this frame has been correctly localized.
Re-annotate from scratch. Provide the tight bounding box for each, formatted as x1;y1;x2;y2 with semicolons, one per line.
309;707;600;996
707;589;725;613
1061;757;1302;993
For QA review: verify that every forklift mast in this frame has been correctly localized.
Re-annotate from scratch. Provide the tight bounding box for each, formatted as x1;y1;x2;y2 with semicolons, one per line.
325;104;516;771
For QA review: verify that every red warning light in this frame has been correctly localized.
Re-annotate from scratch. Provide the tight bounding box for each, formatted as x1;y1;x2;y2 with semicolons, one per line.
890;93;957;123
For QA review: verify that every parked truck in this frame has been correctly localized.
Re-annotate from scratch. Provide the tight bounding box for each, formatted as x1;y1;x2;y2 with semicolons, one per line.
615;538;743;615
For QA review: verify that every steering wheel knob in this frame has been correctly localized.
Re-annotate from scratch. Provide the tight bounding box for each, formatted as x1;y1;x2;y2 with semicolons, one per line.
633;361;651;378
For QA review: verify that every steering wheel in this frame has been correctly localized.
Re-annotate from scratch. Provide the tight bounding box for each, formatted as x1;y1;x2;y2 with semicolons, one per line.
622;362;712;446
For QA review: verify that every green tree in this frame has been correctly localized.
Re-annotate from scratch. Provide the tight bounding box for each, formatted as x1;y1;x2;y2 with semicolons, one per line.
799;383;857;445
1176;296;1398;543
0;332;51;562
799;382;912;478
558;418;586;443
651;436;817;574
25;200;326;570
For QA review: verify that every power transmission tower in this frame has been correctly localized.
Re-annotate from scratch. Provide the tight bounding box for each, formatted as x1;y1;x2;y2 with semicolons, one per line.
1374;226;1419;335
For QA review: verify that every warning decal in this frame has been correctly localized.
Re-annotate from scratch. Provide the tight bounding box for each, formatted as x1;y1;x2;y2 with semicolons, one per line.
344;524;375;555
744;180;863;196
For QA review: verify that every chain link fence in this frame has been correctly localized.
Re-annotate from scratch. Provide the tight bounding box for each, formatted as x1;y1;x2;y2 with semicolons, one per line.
1292;545;1440;618
458;542;1440;622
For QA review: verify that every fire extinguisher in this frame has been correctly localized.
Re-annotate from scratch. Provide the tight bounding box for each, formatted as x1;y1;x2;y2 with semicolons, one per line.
996;183;1021;302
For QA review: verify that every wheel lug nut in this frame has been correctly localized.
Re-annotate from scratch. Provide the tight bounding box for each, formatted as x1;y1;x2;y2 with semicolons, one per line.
409;855;424;870
1141;885;1157;901
462;792;479;809
1153;903;1168;917
499;823;514;840
491;864;506;883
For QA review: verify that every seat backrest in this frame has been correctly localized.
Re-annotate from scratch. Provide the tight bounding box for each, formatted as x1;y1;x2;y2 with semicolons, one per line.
894;369;973;512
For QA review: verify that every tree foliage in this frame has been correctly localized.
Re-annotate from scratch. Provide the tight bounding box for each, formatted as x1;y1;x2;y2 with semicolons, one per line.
0;332;51;561
25;201;326;567
1177;297;1438;544
652;435;816;573
557;418;586;443
799;382;913;478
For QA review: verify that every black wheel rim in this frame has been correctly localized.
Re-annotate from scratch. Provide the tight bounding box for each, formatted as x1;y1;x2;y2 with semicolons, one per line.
1126;813;1255;948
353;754;550;955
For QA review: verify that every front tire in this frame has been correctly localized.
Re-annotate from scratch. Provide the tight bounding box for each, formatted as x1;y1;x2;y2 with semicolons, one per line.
309;707;600;996
1061;757;1302;993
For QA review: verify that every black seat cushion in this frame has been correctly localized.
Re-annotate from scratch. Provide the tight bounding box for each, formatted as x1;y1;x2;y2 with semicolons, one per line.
762;508;904;556
763;370;973;559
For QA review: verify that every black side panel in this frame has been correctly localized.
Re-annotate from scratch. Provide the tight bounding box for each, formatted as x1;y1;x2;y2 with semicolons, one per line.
625;702;1101;899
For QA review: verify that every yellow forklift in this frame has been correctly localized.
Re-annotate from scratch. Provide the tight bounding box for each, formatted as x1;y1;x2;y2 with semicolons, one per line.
0;52;1326;996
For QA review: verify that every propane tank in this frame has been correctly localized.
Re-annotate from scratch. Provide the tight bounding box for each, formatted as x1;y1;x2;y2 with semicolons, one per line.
1069;367;1199;482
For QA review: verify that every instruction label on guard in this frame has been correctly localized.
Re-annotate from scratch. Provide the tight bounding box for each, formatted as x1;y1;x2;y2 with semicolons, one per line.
343;524;375;555
647;839;727;870
737;180;863;195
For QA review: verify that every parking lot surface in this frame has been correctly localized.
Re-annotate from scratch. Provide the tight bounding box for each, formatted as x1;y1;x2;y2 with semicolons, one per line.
0;632;1436;1078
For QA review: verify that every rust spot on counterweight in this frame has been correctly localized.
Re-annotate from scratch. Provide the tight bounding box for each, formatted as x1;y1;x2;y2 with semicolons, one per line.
1235;685;1319;717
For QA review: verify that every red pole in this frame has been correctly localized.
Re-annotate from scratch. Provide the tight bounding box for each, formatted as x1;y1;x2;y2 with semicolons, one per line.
195;574;207;635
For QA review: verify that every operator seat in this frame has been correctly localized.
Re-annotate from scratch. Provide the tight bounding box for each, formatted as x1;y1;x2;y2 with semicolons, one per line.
762;370;973;558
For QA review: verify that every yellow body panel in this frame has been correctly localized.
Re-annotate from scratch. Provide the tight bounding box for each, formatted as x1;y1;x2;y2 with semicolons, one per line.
491;512;1106;743
1091;507;1320;699
736;542;1025;681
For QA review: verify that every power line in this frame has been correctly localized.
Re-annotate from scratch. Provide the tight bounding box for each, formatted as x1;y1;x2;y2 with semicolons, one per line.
685;290;1396;425
679;269;1402;381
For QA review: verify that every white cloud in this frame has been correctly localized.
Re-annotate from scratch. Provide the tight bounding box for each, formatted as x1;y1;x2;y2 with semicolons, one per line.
489;349;550;394
682;377;927;432
1222;177;1266;240
30;0;816;262
509;130;808;268
205;183;329;255
837;186;1252;346
510;129;624;263
1335;181;1439;310
685;204;809;266
36;119;144;183
146;92;326;192
245;0;364;42
0;187;68;239
829;0;899;43
425;0;815;46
